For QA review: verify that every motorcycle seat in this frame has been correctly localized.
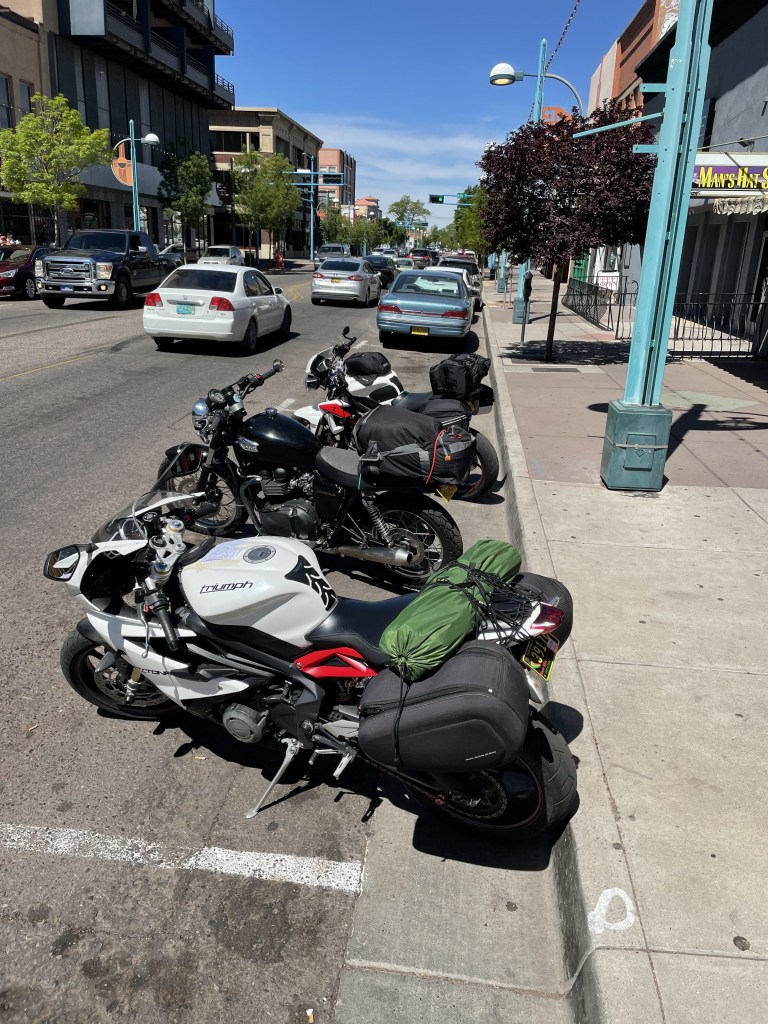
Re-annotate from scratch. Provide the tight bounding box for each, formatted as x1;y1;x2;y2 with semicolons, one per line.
391;390;433;412
306;594;417;667
315;446;361;489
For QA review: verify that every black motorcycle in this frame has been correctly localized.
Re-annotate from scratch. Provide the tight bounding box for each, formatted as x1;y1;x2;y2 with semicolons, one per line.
156;360;463;584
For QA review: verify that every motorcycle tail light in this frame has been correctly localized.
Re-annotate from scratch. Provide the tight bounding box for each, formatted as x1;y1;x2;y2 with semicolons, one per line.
378;303;401;314
43;546;80;581
209;296;235;311
145;292;163;307
528;604;564;635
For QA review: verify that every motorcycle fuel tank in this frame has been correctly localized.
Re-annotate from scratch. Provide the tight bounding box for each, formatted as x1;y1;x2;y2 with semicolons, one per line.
238;410;320;469
181;537;336;648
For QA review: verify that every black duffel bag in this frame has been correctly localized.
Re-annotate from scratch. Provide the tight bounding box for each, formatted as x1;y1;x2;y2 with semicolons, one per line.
352;405;475;490
358;640;530;772
345;350;392;384
429;351;491;398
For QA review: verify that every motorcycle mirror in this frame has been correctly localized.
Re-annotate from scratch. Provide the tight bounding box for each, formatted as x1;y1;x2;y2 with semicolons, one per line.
342;326;350;337
272;360;284;373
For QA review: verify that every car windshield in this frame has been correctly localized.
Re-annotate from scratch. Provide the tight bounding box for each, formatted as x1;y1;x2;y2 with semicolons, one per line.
203;247;231;257
392;274;461;297
367;257;387;266
441;259;480;275
0;247;32;262
320;260;360;271
92;490;195;543
319;246;345;254
162;268;238;291
64;232;128;254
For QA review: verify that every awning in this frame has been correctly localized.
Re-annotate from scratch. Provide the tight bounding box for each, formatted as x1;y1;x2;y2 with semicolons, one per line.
712;195;768;216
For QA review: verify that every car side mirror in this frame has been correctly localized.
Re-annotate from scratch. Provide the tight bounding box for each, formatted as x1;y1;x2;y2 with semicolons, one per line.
137;245;148;253
274;287;283;294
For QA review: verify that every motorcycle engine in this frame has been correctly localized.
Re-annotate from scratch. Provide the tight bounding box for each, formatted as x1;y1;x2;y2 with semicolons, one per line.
259;498;321;540
222;701;269;744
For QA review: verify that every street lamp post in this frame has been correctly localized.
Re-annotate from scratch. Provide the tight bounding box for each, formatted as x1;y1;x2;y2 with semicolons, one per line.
112;119;160;231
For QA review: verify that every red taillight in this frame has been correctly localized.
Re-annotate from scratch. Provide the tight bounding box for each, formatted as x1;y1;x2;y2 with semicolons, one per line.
378;303;402;314
144;292;163;307
348;274;364;281
313;272;324;279
529;605;565;635
209;296;235;312
442;308;469;319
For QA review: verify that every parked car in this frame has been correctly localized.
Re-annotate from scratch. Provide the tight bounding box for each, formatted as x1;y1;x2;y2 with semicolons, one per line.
393;257;415;273
311;258;382;306
408;247;432;269
376;269;472;343
364;254;397;289
313;242;352;270
143;265;291;355
37;229;165;309
423;264;478;310
0;245;50;300
198;245;244;266
160;242;198;265
438;257;483;309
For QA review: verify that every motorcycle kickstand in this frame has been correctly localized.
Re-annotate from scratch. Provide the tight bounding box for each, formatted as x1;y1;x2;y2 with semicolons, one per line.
245;738;302;819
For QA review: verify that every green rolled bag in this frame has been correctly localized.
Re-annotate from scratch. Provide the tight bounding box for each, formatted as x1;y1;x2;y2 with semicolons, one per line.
379;539;523;681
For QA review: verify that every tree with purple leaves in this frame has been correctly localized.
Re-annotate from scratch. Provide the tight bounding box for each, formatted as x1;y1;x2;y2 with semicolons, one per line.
479;100;656;359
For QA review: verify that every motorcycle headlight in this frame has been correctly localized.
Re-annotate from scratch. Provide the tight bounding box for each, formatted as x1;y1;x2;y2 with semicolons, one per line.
192;398;209;418
95;262;113;280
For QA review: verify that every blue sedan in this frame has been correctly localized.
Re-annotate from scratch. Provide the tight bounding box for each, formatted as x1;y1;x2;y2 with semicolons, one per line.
376;269;472;344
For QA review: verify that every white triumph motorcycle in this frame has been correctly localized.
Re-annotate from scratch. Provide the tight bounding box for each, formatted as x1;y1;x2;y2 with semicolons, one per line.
47;490;577;836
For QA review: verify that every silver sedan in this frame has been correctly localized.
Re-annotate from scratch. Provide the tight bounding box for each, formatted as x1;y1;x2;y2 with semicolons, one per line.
311;258;382;306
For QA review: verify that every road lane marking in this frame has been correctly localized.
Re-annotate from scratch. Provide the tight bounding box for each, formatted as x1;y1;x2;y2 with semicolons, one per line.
0;822;363;894
279;398;295;408
0;352;98;381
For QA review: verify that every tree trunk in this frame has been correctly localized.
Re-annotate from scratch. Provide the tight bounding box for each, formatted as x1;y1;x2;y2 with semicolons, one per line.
544;262;567;363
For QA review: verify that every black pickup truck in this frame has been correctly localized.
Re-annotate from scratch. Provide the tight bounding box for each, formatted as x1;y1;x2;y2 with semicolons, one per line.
37;229;167;309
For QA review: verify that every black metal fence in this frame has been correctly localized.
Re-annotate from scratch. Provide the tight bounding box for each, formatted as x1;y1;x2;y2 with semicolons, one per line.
563;276;768;358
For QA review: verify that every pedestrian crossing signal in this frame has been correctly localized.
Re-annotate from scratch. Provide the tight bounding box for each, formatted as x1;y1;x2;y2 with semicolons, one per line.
429;194;445;204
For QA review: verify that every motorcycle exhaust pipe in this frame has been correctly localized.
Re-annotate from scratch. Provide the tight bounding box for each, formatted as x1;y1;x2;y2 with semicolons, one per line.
327;544;415;566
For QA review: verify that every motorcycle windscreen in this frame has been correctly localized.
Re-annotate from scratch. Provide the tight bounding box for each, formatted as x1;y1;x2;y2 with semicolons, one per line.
91;490;198;542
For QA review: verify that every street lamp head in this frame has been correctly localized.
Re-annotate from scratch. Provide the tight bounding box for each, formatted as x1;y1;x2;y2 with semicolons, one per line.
142;132;160;147
489;62;523;86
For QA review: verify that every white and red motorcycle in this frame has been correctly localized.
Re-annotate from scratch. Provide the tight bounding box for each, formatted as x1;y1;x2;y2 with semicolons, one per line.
47;490;577;837
294;329;500;500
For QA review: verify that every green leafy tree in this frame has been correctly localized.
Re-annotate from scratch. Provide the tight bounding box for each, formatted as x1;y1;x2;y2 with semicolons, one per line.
387;195;430;232
453;185;488;256
380;217;406;247
176;152;213;248
320;204;349;245
0;92;111;244
233;151;301;257
349;217;386;253
158;151;182;214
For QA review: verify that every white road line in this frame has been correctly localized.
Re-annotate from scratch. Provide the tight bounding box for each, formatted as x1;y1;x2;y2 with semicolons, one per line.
279;398;296;408
0;823;362;894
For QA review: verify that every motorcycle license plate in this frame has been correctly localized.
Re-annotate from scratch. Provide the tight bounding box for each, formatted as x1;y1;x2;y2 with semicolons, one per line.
467;399;478;414
411;326;429;336
436;483;457;502
521;634;559;681
176;303;194;315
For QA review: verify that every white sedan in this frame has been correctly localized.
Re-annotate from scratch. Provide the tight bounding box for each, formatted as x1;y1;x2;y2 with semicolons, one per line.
143;266;292;355
198;245;245;265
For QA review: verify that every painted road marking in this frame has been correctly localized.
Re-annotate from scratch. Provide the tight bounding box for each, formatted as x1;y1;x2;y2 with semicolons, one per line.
587;887;637;934
279;397;296;409
0;823;363;894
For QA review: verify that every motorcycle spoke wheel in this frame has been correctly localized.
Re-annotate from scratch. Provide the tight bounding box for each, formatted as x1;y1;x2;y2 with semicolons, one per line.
156;459;244;535
374;497;462;585
61;631;175;720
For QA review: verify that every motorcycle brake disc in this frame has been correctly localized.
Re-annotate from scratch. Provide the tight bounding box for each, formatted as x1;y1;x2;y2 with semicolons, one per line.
389;528;425;566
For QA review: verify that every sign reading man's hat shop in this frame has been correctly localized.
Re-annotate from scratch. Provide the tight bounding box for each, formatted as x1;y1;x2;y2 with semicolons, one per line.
692;152;768;213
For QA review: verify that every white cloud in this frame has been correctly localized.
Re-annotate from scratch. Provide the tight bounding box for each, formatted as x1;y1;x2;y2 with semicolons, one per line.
299;114;496;227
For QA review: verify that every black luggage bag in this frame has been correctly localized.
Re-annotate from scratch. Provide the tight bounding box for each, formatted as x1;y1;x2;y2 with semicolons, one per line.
344;350;392;384
429;352;491;399
352;405;475;489
358;641;530;772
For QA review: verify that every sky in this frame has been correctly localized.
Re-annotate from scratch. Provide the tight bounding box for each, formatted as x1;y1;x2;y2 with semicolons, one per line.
215;0;641;228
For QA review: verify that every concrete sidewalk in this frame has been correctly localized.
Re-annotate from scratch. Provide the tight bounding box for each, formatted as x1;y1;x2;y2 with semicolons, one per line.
484;271;768;1022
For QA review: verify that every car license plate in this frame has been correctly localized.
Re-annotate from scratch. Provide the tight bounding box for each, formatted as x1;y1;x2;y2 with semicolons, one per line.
61;286;74;293
176;303;194;315
521;635;559;681
331;277;341;283
411;326;429;336
436;484;457;502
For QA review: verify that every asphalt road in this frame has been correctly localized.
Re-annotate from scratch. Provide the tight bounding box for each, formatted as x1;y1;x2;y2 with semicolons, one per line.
0;277;509;1024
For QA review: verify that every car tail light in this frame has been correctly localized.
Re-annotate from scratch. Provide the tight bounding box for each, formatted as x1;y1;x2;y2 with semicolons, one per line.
378;303;401;314
144;292;163;307
209;296;235;311
442;309;469;319
528;605;565;635
348;274;364;281
313;272;324;279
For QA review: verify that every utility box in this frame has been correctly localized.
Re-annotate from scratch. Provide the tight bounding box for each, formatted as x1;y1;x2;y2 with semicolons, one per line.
600;400;672;491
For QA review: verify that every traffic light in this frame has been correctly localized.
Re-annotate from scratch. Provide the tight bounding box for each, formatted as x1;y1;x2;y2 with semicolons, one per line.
429;194;445;204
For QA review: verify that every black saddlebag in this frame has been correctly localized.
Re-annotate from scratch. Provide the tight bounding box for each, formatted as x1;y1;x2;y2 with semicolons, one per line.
345;350;392;383
419;397;470;431
429;352;491;399
358;641;529;772
352;405;475;489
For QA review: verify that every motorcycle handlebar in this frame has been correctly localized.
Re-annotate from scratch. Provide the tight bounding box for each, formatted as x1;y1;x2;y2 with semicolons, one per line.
235;359;285;395
155;605;180;652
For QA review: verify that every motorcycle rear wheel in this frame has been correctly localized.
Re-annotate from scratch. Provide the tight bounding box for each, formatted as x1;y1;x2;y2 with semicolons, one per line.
156;457;246;535
374;493;462;585
457;429;500;501
61;631;176;719
403;714;577;838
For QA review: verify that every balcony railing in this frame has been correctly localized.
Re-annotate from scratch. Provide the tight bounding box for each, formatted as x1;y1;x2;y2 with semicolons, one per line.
215;73;235;96
214;13;234;37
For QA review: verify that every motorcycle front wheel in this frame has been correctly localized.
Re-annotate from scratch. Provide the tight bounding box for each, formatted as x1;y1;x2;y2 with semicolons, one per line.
156;456;246;535
61;631;176;720
373;493;462;585
403;715;577;838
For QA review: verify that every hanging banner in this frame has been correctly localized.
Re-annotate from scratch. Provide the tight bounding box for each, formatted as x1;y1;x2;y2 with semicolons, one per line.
111;143;132;187
692;151;768;197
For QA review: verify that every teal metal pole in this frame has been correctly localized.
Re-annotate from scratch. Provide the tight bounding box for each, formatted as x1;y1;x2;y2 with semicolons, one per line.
623;0;714;406
129;118;140;231
514;39;546;322
309;154;315;259
230;157;236;245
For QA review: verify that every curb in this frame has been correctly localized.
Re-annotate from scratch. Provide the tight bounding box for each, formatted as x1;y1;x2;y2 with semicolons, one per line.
480;294;604;1024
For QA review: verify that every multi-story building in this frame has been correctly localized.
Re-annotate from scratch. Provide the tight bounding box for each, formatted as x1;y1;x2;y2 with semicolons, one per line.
354;196;381;221
317;146;355;211
209;106;323;258
0;0;234;242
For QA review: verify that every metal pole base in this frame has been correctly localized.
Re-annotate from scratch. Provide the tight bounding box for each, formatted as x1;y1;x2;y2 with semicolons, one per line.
600;400;672;492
